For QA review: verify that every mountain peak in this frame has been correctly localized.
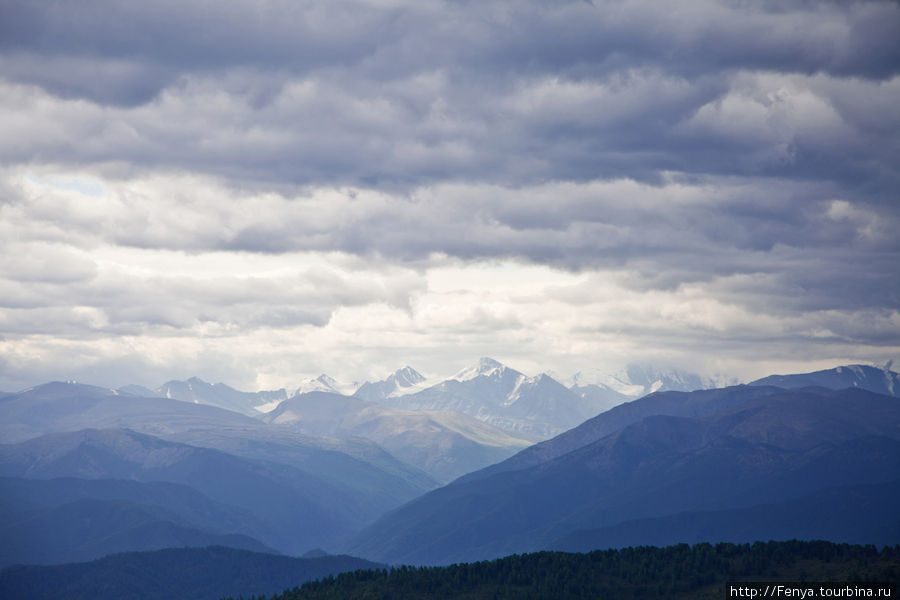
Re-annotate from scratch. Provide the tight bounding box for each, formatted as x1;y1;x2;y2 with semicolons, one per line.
293;374;358;397
316;374;338;387
391;366;426;387
453;357;508;381
352;366;428;402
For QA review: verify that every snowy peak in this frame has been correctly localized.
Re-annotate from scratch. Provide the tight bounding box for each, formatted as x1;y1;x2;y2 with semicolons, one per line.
293;374;357;397
569;369;645;397
392;366;426;388
452;357;512;382
378;360;597;438
623;364;709;394
566;365;718;418
569;364;713;397
353;366;427;402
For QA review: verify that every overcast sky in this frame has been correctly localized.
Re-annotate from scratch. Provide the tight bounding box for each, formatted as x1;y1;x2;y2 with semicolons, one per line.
1;0;898;392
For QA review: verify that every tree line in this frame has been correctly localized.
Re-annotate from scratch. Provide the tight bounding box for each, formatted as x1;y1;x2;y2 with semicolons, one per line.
226;540;899;600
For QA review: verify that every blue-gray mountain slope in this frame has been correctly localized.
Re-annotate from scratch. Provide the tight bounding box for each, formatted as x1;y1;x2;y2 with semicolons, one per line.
750;364;899;397
0;476;275;567
0;546;383;600
0;381;436;514
0;428;392;555
346;386;900;565
550;478;900;551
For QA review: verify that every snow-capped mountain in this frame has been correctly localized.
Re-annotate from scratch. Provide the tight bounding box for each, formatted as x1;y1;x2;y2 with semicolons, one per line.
568;370;645;397
621;364;712;394
119;362;721;429
376;358;606;438
354;366;428;402
566;364;720;415
156;377;288;416
450;357;509;382
293;374;359;397
570;364;713;396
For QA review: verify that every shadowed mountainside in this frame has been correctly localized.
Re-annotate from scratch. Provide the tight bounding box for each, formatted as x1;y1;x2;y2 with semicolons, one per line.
0;428;403;555
0;476;277;567
750;364;899;397
0;546;384;600
347;386;900;565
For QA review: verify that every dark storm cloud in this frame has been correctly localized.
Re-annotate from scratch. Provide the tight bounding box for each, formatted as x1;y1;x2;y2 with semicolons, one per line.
0;0;389;105
1;0;898;205
4;1;898;95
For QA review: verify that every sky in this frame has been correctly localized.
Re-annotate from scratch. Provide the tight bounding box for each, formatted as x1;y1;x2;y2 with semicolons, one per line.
1;0;899;392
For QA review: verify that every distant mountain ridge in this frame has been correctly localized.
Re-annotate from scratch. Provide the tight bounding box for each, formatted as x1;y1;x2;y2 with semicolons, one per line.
750;363;899;397
148;359;719;481
352;359;722;439
28;361;894;425
115;359;718;435
374;358;587;437
369;358;694;438
0;381;262;443
262;390;532;483
155;377;288;415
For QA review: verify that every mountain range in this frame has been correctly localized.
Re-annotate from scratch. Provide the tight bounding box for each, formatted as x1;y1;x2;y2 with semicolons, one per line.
140;359;719;435
70;358;725;481
0;360;897;575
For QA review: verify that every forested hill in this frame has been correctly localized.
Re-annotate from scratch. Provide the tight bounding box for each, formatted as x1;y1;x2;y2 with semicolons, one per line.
235;541;899;600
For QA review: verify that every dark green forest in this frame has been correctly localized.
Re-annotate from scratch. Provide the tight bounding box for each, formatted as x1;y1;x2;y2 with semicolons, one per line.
231;541;899;600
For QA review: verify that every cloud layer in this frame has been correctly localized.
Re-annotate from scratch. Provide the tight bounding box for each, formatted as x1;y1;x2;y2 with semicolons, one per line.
1;0;898;391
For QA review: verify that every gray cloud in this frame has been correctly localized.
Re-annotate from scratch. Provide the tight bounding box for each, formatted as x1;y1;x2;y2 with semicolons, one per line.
0;1;897;190
0;0;898;389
